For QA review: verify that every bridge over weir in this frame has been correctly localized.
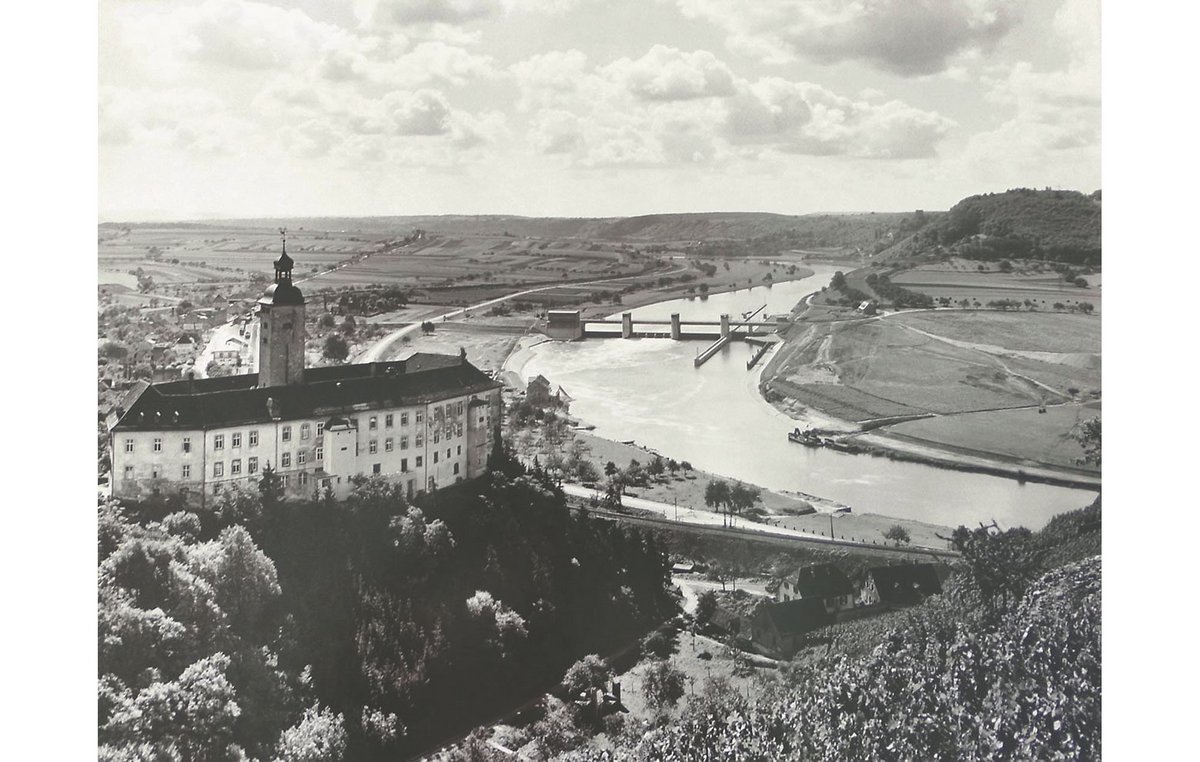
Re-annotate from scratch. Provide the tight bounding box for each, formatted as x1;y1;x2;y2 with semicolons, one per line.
547;306;784;368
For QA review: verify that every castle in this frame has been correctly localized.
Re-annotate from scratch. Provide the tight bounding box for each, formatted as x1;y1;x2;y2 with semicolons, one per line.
106;241;502;507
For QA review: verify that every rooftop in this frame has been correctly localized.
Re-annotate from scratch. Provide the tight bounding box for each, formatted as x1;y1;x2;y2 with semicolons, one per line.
109;353;500;432
786;563;855;600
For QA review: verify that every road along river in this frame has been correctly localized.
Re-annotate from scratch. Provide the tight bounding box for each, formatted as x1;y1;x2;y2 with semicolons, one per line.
507;268;1098;530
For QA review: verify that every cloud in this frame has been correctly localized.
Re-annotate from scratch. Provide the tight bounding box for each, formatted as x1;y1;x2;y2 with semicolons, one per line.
602;45;735;101
100;86;251;154
675;0;1018;75
726;79;955;159
119;0;354;74
358;0;499;27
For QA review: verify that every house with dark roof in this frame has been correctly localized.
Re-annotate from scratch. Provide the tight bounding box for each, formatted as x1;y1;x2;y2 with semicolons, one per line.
747;598;834;658
860;564;944;609
776;563;856;613
107;240;502;508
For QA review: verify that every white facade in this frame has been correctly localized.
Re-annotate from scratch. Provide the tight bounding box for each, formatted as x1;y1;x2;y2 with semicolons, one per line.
110;387;500;507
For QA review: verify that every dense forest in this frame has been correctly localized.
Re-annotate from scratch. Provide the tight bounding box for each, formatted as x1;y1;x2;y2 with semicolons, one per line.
551;498;1102;761
97;441;676;759
883;188;1102;265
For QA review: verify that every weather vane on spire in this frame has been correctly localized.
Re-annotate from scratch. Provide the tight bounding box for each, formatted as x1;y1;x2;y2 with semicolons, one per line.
279;227;287;254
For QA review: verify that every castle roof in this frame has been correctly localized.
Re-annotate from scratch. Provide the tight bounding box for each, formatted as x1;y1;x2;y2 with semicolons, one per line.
108;353;499;432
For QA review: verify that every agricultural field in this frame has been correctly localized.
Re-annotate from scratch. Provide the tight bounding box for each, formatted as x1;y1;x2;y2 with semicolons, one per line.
763;306;1100;473
302;235;642;291
875;402;1101;472
890;258;1101;312
98;223;387;284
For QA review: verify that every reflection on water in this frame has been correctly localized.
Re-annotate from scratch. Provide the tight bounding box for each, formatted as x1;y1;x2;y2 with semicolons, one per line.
517;271;1097;530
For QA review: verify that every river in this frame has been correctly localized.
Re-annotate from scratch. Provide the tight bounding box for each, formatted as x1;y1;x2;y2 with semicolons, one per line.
510;267;1098;530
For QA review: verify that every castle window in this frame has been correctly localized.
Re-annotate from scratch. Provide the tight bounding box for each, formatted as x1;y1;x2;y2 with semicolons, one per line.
457;445;462;456
181;464;190;479
385;414;393;427
183;437;191;453
124;439;134;453
249;430;258;447
151;465;161;479
214;434;224;450
301;423;311;440
248;457;258;474
282;425;292;442
400;436;409;450
454;463;460;475
316;422;324;437
213;462;224;478
231;459;242;476
415;434;424;448
124;466;133;480
373;463;381;474
401;458;408;472
153;438;162;453
232;432;241;448
401;413;409;426
433;451;439;463
369;440;378;454
415;411;424;425
298;451;307;465
415;456;423;467
299;472;308;486
281;452;291;468
385;438;394;452
433;431;440;444
369;417;377;430
315;447;323;461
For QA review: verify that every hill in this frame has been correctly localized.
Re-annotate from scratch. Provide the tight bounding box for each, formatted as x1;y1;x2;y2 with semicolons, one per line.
100;211;936;247
880;188;1101;264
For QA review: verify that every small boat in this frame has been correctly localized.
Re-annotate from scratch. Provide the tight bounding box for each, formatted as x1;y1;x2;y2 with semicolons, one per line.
787;427;822;447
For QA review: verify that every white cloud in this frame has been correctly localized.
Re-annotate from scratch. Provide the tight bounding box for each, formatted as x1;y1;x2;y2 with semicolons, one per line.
358;0;498;27
100;86;252;154
675;0;1018;75
601;45;735;101
119;0;354;75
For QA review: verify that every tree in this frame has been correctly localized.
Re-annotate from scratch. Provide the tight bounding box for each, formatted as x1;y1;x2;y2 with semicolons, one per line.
100;341;129;360
728;483;761;523
103;653;243;761
421;321;435;334
202;525;282;640
323;334;349;362
667;458;679;476
340;315;357;335
950;524;1042;619
604;461;619;477
641;629;674;659
258;463;283;507
640;659;686;712
680;461;693;472
647;455;666;479
275;704;349;762
704;480;732;526
1073;417;1100;467
561;654;611;700
317;313;336;330
883;524;911;545
694;591;717;629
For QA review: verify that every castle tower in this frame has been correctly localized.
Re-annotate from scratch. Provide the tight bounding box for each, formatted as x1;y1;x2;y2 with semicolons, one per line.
257;232;306;387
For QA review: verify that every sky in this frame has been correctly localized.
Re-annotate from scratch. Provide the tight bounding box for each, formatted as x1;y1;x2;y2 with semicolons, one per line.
98;0;1101;220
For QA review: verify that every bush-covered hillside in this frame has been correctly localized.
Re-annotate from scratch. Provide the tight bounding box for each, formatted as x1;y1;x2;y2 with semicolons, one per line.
98;446;675;760
551;498;1102;761
937;188;1101;264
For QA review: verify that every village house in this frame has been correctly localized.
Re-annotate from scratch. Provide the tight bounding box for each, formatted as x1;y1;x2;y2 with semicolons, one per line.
107;243;503;508
776;563;857;613
747;598;833;659
859;563;945;608
526;374;553;406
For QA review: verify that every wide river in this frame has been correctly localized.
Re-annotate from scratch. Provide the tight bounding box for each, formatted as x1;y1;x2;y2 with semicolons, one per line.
511;266;1099;530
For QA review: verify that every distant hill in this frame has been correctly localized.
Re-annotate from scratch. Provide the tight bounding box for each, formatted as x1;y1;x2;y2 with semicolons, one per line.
881;189;1101;264
100;211;934;248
